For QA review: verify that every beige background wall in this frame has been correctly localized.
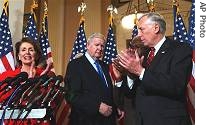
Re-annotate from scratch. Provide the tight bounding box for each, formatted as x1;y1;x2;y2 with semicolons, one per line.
0;0;25;44
3;0;192;76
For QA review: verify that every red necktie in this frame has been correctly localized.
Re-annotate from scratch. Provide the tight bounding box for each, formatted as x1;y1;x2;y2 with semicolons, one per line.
146;47;155;66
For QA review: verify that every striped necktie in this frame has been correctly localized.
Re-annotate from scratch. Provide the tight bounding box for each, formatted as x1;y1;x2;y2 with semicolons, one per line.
146;47;155;66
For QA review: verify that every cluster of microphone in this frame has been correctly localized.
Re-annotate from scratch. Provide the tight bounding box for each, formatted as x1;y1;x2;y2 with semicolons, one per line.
0;72;65;121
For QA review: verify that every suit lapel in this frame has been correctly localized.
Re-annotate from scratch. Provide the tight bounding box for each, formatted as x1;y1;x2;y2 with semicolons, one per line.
148;38;171;69
82;56;111;90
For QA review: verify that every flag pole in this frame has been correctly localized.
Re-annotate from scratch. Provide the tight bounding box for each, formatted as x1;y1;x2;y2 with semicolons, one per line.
31;0;38;23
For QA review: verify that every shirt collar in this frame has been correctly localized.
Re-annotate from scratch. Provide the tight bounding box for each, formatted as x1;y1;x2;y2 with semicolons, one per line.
154;36;166;55
85;52;96;65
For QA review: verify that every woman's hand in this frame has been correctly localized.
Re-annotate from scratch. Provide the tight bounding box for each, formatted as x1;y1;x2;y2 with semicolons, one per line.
28;61;36;78
40;61;53;76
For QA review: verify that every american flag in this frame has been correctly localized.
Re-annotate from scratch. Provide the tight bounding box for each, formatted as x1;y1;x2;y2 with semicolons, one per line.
70;21;87;61
173;3;195;124
173;7;189;42
132;24;138;39
24;12;38;42
103;24;117;65
39;9;55;73
186;0;195;124
102;23;118;83
0;0;15;74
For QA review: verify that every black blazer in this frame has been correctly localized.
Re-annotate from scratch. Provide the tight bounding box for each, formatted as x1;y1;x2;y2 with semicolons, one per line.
64;55;117;125
123;38;193;125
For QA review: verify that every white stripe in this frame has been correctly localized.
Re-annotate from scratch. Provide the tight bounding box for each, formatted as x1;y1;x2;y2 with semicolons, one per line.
0;59;6;73
47;47;52;53
6;53;15;70
192;61;195;78
187;84;195;108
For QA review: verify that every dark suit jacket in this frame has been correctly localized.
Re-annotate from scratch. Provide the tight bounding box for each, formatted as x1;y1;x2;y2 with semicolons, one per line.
123;38;193;125
64;55;118;125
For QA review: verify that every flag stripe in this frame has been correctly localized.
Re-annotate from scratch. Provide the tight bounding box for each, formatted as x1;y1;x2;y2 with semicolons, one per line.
0;59;6;73
56;103;70;125
186;92;195;122
6;52;15;70
1;54;13;71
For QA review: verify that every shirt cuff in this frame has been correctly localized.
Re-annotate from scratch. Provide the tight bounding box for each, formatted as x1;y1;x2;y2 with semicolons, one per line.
115;81;123;87
139;68;145;80
127;75;134;89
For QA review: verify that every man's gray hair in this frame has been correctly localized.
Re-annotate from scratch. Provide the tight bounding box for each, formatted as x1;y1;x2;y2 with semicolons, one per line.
139;12;166;34
87;33;106;43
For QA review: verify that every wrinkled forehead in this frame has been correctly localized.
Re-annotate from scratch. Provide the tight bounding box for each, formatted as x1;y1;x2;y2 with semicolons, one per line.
139;16;154;25
89;37;105;44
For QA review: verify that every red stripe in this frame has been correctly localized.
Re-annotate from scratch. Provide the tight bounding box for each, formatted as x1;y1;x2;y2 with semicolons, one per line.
189;76;195;92
109;64;116;81
1;55;13;71
56;103;70;125
187;93;195;123
47;52;52;58
192;51;195;62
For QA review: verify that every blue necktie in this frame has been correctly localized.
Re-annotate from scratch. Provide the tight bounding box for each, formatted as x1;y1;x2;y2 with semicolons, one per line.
94;60;108;87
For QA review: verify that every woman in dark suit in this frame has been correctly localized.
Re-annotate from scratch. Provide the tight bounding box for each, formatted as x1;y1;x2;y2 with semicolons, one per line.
64;33;124;125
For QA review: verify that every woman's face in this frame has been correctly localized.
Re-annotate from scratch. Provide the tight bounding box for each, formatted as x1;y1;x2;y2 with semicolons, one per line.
18;42;36;66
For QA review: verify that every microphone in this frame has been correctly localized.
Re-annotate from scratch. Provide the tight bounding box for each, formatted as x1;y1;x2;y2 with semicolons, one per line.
0;72;28;103
49;86;65;105
16;93;43;120
54;75;63;86
0;77;12;86
42;75;56;87
11;77;40;106
27;74;49;97
41;75;63;104
0;72;28;92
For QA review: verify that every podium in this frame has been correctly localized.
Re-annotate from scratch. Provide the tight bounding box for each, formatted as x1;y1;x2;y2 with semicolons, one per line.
0;108;46;119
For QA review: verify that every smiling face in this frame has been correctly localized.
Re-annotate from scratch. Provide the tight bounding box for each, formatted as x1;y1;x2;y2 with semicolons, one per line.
18;42;36;66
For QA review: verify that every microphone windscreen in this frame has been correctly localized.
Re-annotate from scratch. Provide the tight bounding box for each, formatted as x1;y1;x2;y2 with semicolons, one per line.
26;77;40;84
39;74;49;82
55;75;63;82
18;72;28;81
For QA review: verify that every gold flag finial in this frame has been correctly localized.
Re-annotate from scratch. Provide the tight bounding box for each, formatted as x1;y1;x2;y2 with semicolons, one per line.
147;0;155;12
78;2;87;23
3;0;9;16
44;1;48;15
31;0;38;22
173;0;180;13
107;4;118;26
31;0;38;12
42;1;48;33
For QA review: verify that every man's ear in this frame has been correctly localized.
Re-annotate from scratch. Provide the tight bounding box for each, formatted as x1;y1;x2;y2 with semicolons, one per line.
154;23;160;34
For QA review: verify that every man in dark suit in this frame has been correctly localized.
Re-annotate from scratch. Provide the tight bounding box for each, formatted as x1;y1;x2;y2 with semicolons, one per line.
113;13;192;125
64;33;124;125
